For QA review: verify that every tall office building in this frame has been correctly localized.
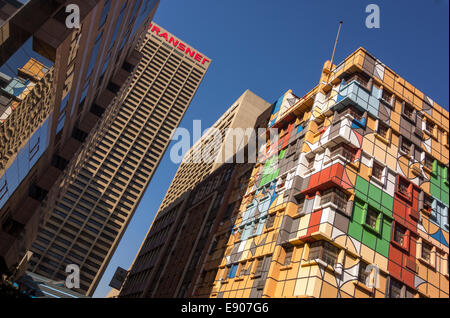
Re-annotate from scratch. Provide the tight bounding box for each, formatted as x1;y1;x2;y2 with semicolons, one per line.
118;90;272;297
0;0;159;277
123;47;449;298
27;23;211;296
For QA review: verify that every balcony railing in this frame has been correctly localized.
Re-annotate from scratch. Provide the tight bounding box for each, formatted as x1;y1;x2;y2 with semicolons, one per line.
321;190;348;212
330;145;355;163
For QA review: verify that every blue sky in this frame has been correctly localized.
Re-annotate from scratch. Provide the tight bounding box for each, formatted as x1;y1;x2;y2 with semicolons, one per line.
93;0;449;297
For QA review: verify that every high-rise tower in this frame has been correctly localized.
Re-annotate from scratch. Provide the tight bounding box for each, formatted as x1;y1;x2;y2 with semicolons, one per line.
27;23;211;295
118;90;272;297
1;0;160;277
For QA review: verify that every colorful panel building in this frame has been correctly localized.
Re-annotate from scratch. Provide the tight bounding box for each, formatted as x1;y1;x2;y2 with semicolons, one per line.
125;47;448;298
196;47;449;298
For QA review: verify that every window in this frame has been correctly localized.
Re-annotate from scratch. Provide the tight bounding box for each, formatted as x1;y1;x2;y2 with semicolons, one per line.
393;224;406;246
348;107;363;121
403;104;414;120
358;261;369;284
365;208;379;229
421;241;432;262
228;264;238;279
425;120;435;134
389;279;403;298
307;156;315;169
398;178;410;196
251;222;258;236
266;214;275;228
297;197;305;214
98;0;112;28
424;154;433;170
320;188;348;213
377;122;389;139
308;241;339;267
238;262;247;277
400;138;411;154
0;180;8;201
423;193;433;212
254;258;263;276
29;137;40;161
276;176;286;191
372;162;384;180
316;120;324;133
284;246;294;266
330;144;356;162
381;89;393;104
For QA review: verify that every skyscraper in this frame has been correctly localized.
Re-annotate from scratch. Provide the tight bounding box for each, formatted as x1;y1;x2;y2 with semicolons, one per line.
122;47;449;298
27;23;211;296
0;0;160;277
118;90;272;297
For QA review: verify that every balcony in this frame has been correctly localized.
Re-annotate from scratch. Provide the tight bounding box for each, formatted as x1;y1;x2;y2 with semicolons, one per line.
328;144;356;164
320;188;351;216
334;80;381;119
306;115;361;156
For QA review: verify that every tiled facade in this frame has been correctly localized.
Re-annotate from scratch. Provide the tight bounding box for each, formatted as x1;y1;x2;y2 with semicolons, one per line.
197;47;449;298
124;47;448;298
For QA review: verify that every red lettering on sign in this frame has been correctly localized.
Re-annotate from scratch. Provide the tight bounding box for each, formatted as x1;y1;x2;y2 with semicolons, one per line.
151;25;160;35
159;32;169;41
168;37;179;48
194;53;202;62
178;42;186;52
147;24;209;65
185;47;195;58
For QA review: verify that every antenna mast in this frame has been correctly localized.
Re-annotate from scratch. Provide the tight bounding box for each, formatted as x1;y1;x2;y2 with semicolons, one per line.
330;21;343;71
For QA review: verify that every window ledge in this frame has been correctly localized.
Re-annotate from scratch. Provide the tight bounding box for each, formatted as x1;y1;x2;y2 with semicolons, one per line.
320;202;347;216
263;227;275;234
369;174;385;187
363;223;381;236
301;259;335;273
423;166;433;174
418;257;435;270
234;277;244;282
348;160;359;170
313;130;323;138
396;191;412;202
398;149;411;159
391;240;409;253
250;274;262;280
304;167;316;175
353;280;374;294
375;134;389;145
379;98;393;108
280;265;293;271
423;130;438;141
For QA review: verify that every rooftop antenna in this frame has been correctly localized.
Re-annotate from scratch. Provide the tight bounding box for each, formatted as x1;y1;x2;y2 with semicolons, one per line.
330;21;343;71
